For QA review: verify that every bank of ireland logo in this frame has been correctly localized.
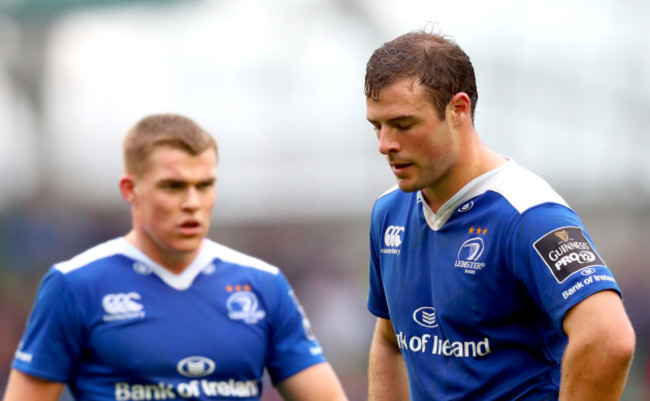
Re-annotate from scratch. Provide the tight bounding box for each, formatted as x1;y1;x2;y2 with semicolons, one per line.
227;291;266;324
132;262;153;275
413;307;438;328
202;263;216;275
581;267;596;276
457;201;474;213
102;292;145;321
177;356;216;378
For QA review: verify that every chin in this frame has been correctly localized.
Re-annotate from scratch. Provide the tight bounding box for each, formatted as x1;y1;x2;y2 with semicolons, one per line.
170;238;203;253
396;180;422;193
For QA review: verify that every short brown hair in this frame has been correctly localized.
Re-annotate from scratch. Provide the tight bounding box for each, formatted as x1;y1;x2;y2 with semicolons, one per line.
123;114;218;177
365;30;478;121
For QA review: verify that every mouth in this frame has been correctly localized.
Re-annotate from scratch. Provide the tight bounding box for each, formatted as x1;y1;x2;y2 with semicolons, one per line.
178;220;202;236
390;162;413;176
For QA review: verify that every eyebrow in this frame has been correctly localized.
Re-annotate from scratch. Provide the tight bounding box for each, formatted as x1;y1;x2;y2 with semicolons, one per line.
158;177;216;186
197;178;217;186
367;115;417;125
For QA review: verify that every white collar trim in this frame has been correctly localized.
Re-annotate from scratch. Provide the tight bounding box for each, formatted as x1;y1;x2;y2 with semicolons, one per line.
119;238;215;290
421;159;511;231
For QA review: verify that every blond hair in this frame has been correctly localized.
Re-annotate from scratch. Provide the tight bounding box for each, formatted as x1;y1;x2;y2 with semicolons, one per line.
123;114;218;177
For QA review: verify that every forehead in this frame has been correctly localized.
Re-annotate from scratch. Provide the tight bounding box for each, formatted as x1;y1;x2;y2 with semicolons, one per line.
143;146;217;179
366;78;432;119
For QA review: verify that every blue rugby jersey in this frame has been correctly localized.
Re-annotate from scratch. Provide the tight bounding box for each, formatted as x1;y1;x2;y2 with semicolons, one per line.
12;238;325;400
367;159;621;401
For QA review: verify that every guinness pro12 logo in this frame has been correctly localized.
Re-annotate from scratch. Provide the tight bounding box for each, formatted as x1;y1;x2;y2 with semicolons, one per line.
533;226;605;283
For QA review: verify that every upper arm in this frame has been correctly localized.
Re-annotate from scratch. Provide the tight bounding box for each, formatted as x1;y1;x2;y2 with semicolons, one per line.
13;269;85;382
368;318;409;401
275;362;348;401
372;318;398;348
2;369;64;401
559;290;636;399
510;206;622;330
263;272;327;383
563;290;635;352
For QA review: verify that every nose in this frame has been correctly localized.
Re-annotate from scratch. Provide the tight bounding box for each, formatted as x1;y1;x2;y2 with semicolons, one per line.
377;128;400;155
182;187;200;211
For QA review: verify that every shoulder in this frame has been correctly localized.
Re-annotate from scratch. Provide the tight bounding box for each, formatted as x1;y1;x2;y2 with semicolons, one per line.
489;160;569;214
482;161;583;243
372;185;415;215
202;239;280;276
53;238;128;275
377;184;400;200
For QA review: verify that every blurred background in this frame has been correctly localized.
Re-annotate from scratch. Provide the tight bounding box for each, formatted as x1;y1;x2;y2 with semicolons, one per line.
0;0;648;400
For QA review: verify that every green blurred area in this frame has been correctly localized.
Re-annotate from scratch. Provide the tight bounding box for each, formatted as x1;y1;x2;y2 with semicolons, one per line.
0;0;183;18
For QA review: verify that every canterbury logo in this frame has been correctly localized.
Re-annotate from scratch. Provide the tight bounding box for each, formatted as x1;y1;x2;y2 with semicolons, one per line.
555;230;570;242
384;225;405;248
102;292;145;321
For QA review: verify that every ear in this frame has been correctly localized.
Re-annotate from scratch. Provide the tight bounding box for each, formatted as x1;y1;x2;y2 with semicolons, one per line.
447;92;472;126
119;174;137;205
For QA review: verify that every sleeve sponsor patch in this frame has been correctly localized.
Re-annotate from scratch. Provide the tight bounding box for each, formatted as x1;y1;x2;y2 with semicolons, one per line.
533;226;605;283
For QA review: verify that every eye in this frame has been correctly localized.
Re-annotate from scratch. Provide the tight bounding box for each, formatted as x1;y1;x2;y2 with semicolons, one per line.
160;181;186;191
369;124;382;139
197;181;215;191
395;122;413;131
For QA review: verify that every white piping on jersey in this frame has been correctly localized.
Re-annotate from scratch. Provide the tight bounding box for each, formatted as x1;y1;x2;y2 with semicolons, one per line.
54;238;125;274
378;185;400;199
202;241;279;276
489;160;568;213
54;238;279;291
419;158;568;231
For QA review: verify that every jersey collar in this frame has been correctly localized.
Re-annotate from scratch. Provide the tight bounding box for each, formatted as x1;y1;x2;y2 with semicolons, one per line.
421;157;512;231
118;238;216;290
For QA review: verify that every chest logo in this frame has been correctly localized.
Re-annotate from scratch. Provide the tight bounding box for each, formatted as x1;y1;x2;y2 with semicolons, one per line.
227;291;266;324
459;238;484;261
454;237;486;274
381;225;405;255
413;307;439;328
177;356;216;378
102;292;145;321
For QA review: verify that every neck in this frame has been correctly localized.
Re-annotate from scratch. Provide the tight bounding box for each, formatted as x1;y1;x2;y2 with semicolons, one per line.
422;133;505;213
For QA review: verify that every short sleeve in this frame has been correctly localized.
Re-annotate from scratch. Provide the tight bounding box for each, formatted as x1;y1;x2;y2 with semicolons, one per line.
367;210;390;319
264;272;326;384
12;268;85;382
510;204;621;330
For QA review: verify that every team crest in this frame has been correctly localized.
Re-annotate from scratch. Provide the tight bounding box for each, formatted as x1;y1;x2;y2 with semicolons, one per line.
226;291;266;324
454;237;486;274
